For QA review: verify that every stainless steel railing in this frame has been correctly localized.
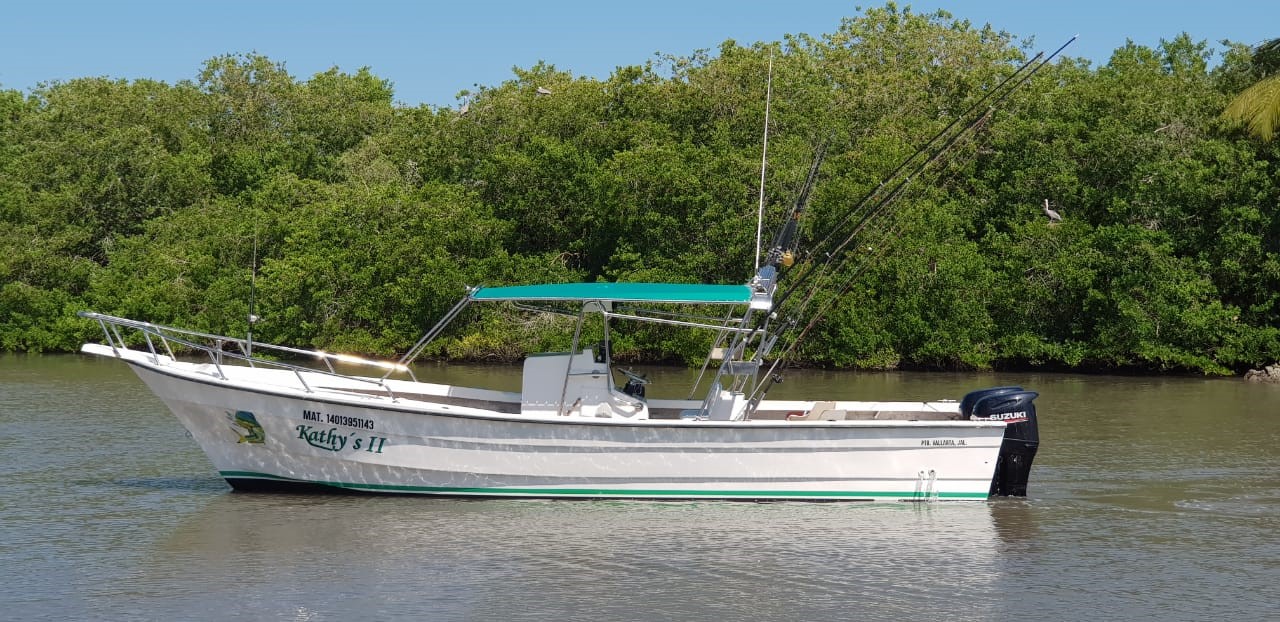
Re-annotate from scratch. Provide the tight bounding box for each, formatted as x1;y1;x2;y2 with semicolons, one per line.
79;311;407;401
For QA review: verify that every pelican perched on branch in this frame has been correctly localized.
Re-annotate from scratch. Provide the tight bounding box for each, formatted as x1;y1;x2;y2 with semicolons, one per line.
1042;199;1062;224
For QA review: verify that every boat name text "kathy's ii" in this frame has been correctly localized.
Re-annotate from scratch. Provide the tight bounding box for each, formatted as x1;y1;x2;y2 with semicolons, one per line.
302;409;376;430
295;425;387;454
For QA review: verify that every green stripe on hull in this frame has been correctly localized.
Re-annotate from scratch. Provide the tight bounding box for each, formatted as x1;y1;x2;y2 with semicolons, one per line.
220;471;990;500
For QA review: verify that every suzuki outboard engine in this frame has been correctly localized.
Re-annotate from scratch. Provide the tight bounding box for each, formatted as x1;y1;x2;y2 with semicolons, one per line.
962;386;1040;497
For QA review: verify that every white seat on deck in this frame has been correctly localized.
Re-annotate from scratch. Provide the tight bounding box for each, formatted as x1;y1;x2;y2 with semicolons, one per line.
785;401;846;421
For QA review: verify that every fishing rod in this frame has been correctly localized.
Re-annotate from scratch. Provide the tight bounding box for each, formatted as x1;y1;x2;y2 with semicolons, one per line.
748;182;962;412
813;37;1077;259
771;36;1076;315
785;36;1078;305
801;51;1042;257
731;147;819;364
743;36;1078;414
764;139;827;267
746;219;906;411
777;105;996;329
776;36;1078;343
813;34;1075;258
700;139;830;400
744;121;993;411
749;46;1036;310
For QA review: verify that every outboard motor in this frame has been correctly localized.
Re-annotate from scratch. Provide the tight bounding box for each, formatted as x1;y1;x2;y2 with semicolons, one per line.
960;386;1024;420
963;387;1040;497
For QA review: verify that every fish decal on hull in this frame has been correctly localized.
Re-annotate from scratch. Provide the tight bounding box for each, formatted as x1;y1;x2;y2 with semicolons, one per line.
228;410;266;444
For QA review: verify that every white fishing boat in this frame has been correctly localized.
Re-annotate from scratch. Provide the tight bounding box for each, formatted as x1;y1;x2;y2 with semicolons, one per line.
79;277;1040;502
78;42;1077;501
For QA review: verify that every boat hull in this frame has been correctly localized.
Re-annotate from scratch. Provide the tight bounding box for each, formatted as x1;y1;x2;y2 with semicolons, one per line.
113;350;1008;502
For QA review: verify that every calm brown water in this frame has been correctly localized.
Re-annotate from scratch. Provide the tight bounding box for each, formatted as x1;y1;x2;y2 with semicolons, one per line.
1;354;1277;620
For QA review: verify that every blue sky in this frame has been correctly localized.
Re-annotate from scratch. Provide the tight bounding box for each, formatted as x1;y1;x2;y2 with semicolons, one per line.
3;1;1276;107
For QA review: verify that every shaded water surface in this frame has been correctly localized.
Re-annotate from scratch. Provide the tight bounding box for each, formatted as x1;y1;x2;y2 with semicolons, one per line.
1;355;1277;620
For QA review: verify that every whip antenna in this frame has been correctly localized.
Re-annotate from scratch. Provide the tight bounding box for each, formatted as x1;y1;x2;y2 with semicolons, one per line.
247;228;259;357
754;50;774;271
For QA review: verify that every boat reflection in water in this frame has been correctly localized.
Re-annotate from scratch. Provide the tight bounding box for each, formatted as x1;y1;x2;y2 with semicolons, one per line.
122;494;1033;620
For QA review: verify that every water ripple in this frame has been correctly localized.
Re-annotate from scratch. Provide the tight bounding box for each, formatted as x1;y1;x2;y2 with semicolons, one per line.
3;359;1278;620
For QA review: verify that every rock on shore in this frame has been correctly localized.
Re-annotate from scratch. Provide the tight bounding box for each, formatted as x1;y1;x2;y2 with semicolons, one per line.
1244;364;1280;383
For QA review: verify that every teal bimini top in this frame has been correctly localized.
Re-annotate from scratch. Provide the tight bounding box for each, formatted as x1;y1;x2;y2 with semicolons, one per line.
469;282;752;304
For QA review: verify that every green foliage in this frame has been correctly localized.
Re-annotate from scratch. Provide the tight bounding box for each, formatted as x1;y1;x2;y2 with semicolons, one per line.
1222;37;1280;142
1;5;1277;375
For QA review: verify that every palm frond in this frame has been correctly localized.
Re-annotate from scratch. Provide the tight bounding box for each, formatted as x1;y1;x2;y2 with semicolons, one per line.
1223;75;1280;142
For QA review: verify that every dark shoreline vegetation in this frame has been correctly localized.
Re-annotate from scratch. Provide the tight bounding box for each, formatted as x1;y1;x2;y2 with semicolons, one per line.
2;5;1277;375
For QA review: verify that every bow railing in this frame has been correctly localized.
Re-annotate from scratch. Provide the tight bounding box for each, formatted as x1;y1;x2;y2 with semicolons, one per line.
79;311;408;401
